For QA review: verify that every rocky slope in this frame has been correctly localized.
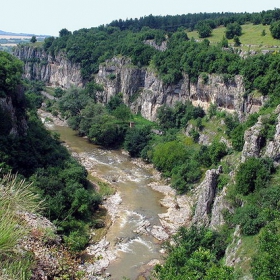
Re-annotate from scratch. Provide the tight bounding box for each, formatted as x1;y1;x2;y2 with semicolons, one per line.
95;57;248;121
14;47;265;121
13;46;83;88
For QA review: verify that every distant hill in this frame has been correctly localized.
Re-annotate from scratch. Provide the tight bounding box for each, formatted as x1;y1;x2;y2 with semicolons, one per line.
0;30;49;37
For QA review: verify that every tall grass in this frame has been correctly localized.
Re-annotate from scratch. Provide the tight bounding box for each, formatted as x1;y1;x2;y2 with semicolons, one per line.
0;172;42;280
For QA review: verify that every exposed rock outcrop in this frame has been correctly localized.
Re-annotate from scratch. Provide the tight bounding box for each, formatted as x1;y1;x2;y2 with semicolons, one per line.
95;57;247;121
14;46;265;121
144;39;167;51
13;46;83;88
209;186;232;230
241;116;264;162
192;167;222;227
264;105;280;163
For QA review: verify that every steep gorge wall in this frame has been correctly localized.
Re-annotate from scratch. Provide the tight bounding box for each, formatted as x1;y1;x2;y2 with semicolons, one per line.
95;57;257;121
13;46;83;88
14;47;264;121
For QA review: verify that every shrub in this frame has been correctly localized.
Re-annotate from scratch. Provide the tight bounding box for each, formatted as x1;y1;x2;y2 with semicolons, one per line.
235;157;273;195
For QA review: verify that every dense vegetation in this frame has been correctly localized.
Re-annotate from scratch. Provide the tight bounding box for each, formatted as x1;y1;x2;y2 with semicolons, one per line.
0;52;102;255
154;226;233;279
5;7;280;279
0;173;40;279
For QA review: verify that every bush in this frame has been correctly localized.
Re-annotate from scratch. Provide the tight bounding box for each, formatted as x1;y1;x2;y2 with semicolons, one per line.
152;141;190;176
124;126;151;157
171;160;202;194
225;22;242;39
235;157;273;195
233;204;265;235
270;20;280;39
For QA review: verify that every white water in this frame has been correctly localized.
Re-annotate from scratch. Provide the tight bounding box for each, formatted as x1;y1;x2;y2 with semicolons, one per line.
50;125;167;279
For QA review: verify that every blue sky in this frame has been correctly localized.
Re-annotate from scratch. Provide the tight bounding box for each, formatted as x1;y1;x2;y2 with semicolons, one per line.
1;0;280;36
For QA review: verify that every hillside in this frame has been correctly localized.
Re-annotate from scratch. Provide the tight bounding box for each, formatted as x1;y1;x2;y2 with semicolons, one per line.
188;23;280;52
4;8;280;279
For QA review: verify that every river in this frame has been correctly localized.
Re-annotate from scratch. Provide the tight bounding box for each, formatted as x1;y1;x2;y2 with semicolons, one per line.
47;123;169;279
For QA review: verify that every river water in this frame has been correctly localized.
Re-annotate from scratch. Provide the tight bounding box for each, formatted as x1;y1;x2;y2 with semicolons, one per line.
49;124;167;279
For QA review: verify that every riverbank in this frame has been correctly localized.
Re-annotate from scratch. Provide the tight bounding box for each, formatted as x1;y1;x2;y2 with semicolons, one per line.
38;109;194;278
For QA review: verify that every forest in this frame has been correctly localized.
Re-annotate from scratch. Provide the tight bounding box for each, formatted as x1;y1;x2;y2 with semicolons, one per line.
2;8;280;279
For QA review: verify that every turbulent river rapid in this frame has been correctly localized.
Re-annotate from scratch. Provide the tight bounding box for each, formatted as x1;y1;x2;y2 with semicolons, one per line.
47;123;169;279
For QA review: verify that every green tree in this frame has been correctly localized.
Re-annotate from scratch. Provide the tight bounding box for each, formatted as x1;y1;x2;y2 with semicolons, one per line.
88;114;126;147
59;28;72;37
112;104;132;123
270;20;280;39
196;22;212;38
233;35;241;47
152;141;189;176
225;22;242;39
251;222;280;279
124;126;151;157
235;157;273;195
30;35;37;43
0;51;23;97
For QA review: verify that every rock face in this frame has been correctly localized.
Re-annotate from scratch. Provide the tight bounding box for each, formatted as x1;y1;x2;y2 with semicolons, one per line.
209;186;232;230
95;57;248;121
265;105;280;163
13;46;83;88
0;86;28;136
192;167;222;227
241;116;264;162
14;46;257;121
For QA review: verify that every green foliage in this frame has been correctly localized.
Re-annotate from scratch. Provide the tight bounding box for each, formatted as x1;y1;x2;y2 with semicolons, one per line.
224;113;239;136
233;205;265;235
0;51;23;97
270;20;280;39
123;126;152;157
59;28;72;37
171;160;202;194
157;101;205;130
0;109;101;250
225;22;242;39
106;93;124;112
251;222;280;279
195;141;228;168
196;21;213;38
30;35;37;43
88;114;127;147
235;157;274;195
220;36;229;47
154;226;233;279
151;141;189;176
233;35;241;47
54;87;65;98
112;104;132;122
230;124;245;151
0;173;42;279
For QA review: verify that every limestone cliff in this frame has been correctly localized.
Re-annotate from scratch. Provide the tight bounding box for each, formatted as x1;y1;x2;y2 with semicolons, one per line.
192;167;221;227
14;46;266;120
241;116;264;162
264;105;280;163
95;57;257;121
13;46;83;88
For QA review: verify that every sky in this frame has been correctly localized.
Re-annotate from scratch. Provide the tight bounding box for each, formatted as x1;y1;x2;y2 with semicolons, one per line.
1;0;280;36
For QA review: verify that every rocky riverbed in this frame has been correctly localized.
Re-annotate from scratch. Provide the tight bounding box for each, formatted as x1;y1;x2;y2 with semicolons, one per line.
39;109;194;278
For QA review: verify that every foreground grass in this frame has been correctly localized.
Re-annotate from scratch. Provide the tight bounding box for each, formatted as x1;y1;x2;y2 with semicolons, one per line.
0;173;42;280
